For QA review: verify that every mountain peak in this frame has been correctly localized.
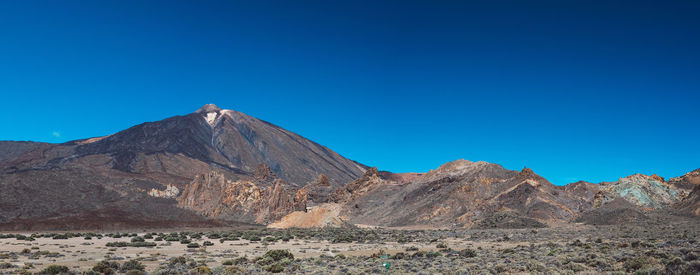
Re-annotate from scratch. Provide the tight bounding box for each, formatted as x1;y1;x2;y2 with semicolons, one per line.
519;167;535;177
196;104;223;113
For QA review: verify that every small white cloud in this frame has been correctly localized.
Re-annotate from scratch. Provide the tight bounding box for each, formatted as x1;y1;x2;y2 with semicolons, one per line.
52;131;61;137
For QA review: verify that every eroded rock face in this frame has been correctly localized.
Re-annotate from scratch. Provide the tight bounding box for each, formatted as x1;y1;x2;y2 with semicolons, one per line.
300;174;336;204
330;167;385;203
668;168;700;191
177;171;306;224
597;174;684;209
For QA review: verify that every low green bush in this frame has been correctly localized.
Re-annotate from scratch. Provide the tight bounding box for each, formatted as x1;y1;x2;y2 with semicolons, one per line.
38;265;69;274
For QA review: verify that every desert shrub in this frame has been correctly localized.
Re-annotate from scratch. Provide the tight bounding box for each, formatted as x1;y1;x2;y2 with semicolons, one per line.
187;243;200;248
663;257;690;274
494;265;508;273
131;236;145;243
262;250;294;261
120;260;145;272
254;256;274;266
125;271;145;275
565;262;586;272
191;265;212;275
390;252;405;259
263;236;277;243
105;241;155;248
0;262;17;269
93;260;121;274
331;233;357;243
169;256;187;265
38;265;70;274
263;263;284;273
81;270;100;275
624;256;652;272
458;248;477;258
232;256;248;265
221;266;246;274
164;236;179;242
221;260;234;265
105;241;129;247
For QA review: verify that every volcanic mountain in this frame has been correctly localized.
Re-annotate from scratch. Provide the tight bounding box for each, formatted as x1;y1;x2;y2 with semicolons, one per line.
0;104;365;229
0;104;697;230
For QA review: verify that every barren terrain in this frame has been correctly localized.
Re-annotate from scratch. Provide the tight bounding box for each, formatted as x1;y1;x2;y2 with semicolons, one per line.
1;218;698;274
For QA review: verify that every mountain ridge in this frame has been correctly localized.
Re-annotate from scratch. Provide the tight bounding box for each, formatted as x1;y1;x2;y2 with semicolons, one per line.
0;104;697;230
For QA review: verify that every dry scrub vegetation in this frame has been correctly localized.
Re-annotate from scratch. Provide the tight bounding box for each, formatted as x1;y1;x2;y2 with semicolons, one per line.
0;221;698;274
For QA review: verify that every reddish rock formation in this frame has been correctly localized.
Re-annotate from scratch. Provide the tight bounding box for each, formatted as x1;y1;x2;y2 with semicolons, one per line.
299;174;336;205
177;171;306;224
668;168;700;191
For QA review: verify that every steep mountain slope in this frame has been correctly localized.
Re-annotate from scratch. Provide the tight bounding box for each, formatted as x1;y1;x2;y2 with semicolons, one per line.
69;104;364;184
0;104;365;229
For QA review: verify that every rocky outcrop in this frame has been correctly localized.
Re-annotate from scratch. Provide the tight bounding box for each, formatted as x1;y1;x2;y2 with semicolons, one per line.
148;185;180;199
330;167;386;203
177;171;306;224
596;174;684;209
668;168;700;191
299;174;336;205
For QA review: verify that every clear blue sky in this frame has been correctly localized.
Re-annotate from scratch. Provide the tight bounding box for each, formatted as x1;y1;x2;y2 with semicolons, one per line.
1;1;698;185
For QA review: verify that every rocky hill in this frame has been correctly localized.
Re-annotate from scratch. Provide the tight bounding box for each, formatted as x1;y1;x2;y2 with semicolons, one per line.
326;160;593;228
269;161;700;228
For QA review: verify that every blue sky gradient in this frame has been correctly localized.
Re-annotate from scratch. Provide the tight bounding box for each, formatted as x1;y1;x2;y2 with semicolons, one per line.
1;1;698;185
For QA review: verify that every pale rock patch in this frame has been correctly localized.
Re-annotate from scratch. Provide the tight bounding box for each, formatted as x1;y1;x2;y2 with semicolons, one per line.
148;185;180;199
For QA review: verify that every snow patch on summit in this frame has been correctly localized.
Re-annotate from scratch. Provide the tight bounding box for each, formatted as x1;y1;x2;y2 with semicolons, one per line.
205;112;218;126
